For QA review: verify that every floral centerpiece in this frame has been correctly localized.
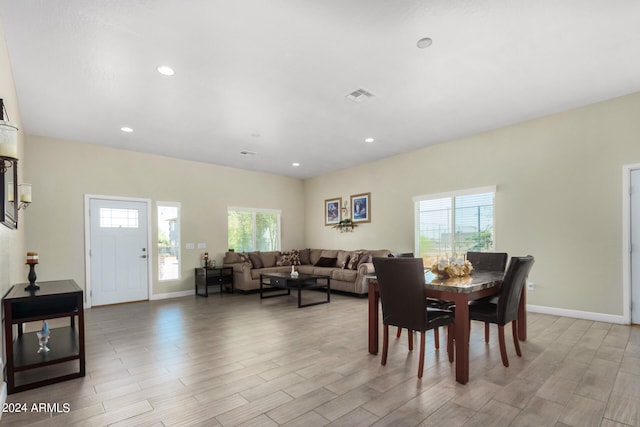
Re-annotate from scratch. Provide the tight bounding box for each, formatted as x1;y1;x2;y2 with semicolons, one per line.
332;218;357;232
431;256;473;278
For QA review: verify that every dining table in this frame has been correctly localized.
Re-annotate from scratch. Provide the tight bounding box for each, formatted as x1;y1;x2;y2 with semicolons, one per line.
367;270;527;385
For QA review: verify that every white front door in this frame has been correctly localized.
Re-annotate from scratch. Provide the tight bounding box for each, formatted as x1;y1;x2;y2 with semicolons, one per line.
89;198;149;306
631;169;640;324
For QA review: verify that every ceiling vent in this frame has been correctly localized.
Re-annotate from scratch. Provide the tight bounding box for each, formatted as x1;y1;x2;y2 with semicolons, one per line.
345;88;375;104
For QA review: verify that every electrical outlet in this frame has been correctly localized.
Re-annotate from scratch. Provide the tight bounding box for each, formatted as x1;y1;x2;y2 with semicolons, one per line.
527;282;535;291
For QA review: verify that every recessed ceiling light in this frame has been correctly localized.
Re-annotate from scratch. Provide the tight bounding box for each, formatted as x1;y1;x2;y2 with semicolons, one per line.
121;127;133;133
364;137;375;143
417;37;433;48
157;65;175;76
292;162;300;167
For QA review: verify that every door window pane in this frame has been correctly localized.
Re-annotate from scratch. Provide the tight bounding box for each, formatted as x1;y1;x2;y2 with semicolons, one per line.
99;208;139;228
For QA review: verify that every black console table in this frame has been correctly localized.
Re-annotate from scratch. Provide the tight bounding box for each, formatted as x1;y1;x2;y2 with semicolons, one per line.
2;279;85;394
195;267;234;297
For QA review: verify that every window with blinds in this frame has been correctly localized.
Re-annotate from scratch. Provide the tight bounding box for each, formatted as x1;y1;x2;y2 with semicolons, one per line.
414;186;495;263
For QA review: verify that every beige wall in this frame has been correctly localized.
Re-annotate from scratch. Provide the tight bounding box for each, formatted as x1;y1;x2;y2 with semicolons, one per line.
0;21;26;300
5;14;640;317
24;136;305;298
304;92;640;316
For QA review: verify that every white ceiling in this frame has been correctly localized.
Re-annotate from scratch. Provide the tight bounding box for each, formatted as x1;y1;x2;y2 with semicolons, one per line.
1;1;639;179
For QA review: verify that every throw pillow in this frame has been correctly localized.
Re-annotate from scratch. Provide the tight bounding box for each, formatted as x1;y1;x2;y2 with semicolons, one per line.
223;251;242;264
290;249;301;266
315;257;337;267
336;250;350;270
276;252;292;266
357;251;372;268
348;251;362;270
238;252;252;267
248;252;264;269
298;248;311;265
340;255;351;269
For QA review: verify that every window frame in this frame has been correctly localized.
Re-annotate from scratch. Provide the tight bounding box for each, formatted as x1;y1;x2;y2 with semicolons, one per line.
227;206;282;252
157;201;181;282
413;185;497;258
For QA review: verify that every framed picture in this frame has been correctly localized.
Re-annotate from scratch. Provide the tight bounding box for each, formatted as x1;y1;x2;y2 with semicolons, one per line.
1;158;18;229
324;197;342;226
351;192;371;223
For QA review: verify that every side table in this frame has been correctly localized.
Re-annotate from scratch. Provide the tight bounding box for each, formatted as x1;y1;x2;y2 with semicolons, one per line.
2;279;85;394
195;266;234;297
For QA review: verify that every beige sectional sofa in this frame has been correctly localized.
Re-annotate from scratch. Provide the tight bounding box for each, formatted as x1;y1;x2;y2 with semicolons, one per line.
223;248;390;295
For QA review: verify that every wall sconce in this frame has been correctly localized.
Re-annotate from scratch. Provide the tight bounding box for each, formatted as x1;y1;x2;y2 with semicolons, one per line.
8;182;31;210
341;201;349;217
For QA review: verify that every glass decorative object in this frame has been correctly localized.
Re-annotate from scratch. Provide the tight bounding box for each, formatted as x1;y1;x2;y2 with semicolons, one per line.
37;321;50;353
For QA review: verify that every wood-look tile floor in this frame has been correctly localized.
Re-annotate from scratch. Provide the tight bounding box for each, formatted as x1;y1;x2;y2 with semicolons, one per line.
2;291;639;426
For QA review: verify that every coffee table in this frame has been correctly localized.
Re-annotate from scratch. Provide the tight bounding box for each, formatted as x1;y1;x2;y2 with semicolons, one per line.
259;272;330;308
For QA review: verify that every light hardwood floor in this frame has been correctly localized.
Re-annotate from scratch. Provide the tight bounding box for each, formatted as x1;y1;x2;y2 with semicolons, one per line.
2;291;639;426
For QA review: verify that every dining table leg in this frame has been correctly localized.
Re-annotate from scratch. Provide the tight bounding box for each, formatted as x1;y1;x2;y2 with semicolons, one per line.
452;293;470;384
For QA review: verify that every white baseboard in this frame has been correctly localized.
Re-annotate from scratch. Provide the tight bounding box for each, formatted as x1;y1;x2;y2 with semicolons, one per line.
527;304;627;325
150;290;195;300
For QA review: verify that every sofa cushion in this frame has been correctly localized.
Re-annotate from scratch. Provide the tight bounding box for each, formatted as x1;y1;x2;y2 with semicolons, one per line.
332;268;357;282
320;249;338;259
298;248;311;265
250;266;288;280
336;250;351;269
310;249;323;265
312;266;336;276
315;257;337;267
248;252;263;268
260;251;279;268
370;249;391;258
224;251;242;264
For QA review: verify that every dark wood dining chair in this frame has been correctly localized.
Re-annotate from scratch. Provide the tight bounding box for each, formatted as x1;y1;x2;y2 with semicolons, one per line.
372;257;455;378
468;255;534;367
387;252;444;349
466;251;508;273
466;252;508;342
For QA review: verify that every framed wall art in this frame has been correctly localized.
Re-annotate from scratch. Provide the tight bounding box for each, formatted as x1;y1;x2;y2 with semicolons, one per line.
324;197;342;226
350;192;370;223
1;157;18;229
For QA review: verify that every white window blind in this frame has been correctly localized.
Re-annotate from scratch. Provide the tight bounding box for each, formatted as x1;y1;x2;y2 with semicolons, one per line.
414;186;496;261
